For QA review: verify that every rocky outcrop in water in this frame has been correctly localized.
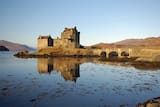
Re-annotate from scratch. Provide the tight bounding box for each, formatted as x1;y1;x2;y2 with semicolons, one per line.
0;46;9;51
137;97;160;107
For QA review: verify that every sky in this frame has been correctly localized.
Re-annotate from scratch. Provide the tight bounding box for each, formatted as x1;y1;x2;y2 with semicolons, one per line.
0;0;160;47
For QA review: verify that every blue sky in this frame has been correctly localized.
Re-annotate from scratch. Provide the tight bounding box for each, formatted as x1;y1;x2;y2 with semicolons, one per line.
0;0;160;47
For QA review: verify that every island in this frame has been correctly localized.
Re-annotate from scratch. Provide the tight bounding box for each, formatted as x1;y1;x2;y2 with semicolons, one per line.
14;26;160;63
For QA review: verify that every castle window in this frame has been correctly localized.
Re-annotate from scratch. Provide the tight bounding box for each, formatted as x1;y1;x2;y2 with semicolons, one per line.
48;38;53;46
69;38;74;42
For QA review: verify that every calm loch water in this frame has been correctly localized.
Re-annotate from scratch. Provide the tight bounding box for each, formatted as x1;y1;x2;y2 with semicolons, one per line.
0;52;160;107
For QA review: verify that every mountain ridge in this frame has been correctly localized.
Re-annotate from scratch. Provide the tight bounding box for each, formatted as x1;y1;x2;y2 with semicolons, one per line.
114;37;160;46
85;36;160;49
0;40;35;51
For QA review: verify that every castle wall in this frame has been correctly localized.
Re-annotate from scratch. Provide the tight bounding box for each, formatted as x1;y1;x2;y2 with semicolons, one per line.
54;38;75;48
75;32;80;48
38;38;49;50
37;36;53;50
53;27;80;49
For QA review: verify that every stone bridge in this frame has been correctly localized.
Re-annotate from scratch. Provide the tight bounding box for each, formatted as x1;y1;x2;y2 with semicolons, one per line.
93;48;134;58
93;47;160;61
38;46;160;61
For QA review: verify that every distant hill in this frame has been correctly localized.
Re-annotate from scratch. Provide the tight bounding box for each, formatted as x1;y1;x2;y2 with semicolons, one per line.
86;37;160;49
114;37;160;46
84;43;116;49
0;40;35;51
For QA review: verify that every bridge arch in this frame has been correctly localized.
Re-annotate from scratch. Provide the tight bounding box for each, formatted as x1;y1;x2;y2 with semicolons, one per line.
108;51;118;58
100;51;107;60
121;51;129;57
100;51;107;57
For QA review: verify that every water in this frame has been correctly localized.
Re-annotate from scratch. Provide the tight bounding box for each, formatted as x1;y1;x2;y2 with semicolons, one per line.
0;52;160;107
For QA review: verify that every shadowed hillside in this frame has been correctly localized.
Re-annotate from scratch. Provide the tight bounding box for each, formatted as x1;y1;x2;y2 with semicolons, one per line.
0;46;9;51
0;40;35;51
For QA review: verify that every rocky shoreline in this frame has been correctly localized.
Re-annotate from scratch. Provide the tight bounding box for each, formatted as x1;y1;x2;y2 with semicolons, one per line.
13;51;99;58
137;97;160;107
13;51;159;62
13;51;160;70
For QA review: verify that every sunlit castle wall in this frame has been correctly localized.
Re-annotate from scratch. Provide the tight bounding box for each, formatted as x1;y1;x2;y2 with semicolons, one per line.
37;35;53;50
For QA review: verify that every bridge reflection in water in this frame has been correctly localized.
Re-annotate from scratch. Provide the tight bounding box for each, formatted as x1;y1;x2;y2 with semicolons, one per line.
37;57;160;82
37;58;92;82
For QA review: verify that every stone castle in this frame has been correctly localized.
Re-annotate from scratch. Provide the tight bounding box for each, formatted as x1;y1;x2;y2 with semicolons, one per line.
37;26;80;50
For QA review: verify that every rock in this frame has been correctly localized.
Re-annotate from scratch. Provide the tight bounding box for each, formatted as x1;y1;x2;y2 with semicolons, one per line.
137;97;160;107
14;51;29;57
0;46;9;51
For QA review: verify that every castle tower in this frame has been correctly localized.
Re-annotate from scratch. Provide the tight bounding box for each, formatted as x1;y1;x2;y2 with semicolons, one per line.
57;26;80;48
37;35;53;50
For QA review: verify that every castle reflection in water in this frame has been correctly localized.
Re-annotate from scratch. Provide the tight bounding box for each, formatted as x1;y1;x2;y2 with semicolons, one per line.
37;57;160;82
37;58;92;82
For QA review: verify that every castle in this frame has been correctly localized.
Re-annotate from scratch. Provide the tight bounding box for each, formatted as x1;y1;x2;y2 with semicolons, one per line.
37;26;80;50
